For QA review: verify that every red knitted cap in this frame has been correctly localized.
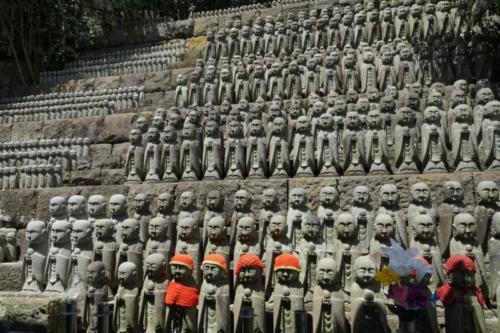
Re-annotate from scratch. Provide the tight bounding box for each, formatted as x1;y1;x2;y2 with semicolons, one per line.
235;253;264;275
202;254;228;272
444;255;476;273
170;253;194;270
164;280;199;308
274;253;301;272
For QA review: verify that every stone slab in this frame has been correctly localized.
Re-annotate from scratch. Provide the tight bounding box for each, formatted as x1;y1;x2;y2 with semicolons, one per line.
11;121;43;142
90;143;115;169
102;113;138;144
0;262;23;291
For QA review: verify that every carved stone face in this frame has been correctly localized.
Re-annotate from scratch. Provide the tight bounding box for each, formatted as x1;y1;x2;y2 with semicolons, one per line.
207;217;225;241
148;217;167;240
249;120;263;136
95;219;114;240
319;186;338;206
68;195;86;217
296;116;310;133
228;120;243;138
109;195;127;216
239;266;261;283
71;220;92;245
317;258;337;286
303;217;321;238
476;181;499;205
87;195;106;217
345;112;360;129
121;219;139;241
336;213;356;239
206;191;222;210
353;186;370;205
234;190;250;210
178;218;197;240
237;217;255;241
443;181;464;203
118;262;137;285
136;118;149;132
411;183;431;204
262;189;278;209
133;193;148;213
486;101;500;119
49;196;67;217
319;113;334;129
289;188;306;208
367;110;382;128
269;215;286;237
413;215;435;241
354;257;377;286
373;214;394;240
424;107;441;123
145;253;166;278
87;262;105;286
453;213;477;240
51;221;71;245
147;127;160;142
276;268;299;284
129;129;142;145
157;193;173;213
476;88;494;105
171;263;190;281
380;184;399;207
180;192;195;210
26;221;46;245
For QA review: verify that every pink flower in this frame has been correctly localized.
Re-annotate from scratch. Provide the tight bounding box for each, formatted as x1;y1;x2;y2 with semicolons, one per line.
389;284;409;308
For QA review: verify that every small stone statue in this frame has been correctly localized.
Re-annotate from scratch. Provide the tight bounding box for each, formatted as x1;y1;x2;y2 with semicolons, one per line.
481;100;500;170
246;119;267;179
263;215;292;294
350;256;390;333
204;216;230;264
49;196;68;226
198;254;230;333
408;182;437;240
67;195;88;221
202;120;223;180
369;214;395;269
258;189;282;249
267;117;290;178
450;104;480;171
287;188;314;248
165;254;200;333
393;106;420;173
474;181;499;250
22;220;49;292
267;253;305;333
180;123;202;181
125;129;145;183
161;125;180;182
233;217;261;271
342;112;366;175
68;219;94;295
315;113;340;176
233;254;265;333
115;219;144;286
109;194;129;243
113;262;140;333
365;110;391;174
290;116;316;177
132;193;152;243
312;257;347;333
377;184;408;248
421;106;449;173
87;194;107;226
175;217;202;286
436;255;487;333
144;127;162;183
94;218;118;288
230;190;255;247
177;191;201;230
224;120;246;179
45;220;72;293
351;186;374;253
83;261;110;333
139;253;169;333
299;217;327;296
145;217;173;263
315;186;339;248
202;191;225;249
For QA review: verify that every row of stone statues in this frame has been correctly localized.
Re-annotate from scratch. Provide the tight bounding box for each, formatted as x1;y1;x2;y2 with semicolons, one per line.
0;86;145;111
190;3;266;18
0;165;64;189
20;181;498;332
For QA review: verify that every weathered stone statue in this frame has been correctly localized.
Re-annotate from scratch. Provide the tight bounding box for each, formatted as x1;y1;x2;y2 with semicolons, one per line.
233;217;261;272
68;219;94;296
83;261;110;333
22;220;48;292
481;100;500;170
116;218;144;286
109;194;129;243
126;129;145;183
421;106;449;173
161;125;180;182
132;193;152;243
267;117;290;178
202;120;223;180
176;217;202;286
113;262;140;333
87;194;107;226
365;110;391;175
450;104;480;171
145;217;173;263
312;257;347;333
408;182;437;240
246;119;267;179
474;181;500;250
350;256;390;333
93;218;118;288
290;116;315;177
143;127;162;183
258;189;283;249
342;112;366;175
45;220;72;292
224;120;246;179
369;214;395;269
204;216;230;265
287;188;314;248
198;254;230;333
139;253;169;333
436;255;487;333
350;186;374;253
49;196;68;227
410;214;445;289
67;195;88;221
315;112;340;176
299;216;327;297
377;184;408;248
316;186;341;248
175;73;189;108
230;190;255;247
165;254;199;333
393;106;420;174
178;191;201;230
449;213;487;294
233;253;265;333
180;123;202;181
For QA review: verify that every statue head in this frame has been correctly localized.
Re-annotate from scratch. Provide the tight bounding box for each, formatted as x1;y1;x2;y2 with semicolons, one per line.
207;216;226;241
411;182;431;205
373;214;395;241
87;195;107;218
206;190;223;211
180;191;196;210
269;214;287;238
236;253;263;284
67;195;86;218
367;110;382;129
412;215;435;242
476;181;498;205
234;190;251;211
319;186;338;207
475;88;494;105
87;261;106;287
157;192;174;214
354;256;377;287
170;253;194;281
178;217;198;241
453;213;477;241
129;129;142;145
49;196;67;218
380;184;399;208
289;188;307;208
423;106;441;124
202;254;227;283
295;116;311;134
274;253;300;284
303;216;321;240
145;253;167;279
148;217;168;241
71;219;92;247
51;220;71;246
316;257;338;287
345;111;360;129
181;123;197;140
94;219;114;240
353;186;370;206
237;217;256;242
26;220;47;246
336;213;356;239
109;194;127;217
444;255;476;288
117;262;137;286
485;100;500;120
262;188;278;209
135;117;149;133
133;193;149;214
443;181;464;204
121;218;140;242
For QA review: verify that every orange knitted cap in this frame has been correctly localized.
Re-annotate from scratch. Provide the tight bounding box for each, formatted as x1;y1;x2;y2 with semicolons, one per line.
170;253;194;270
202;254;228;271
235;253;264;275
274;253;301;272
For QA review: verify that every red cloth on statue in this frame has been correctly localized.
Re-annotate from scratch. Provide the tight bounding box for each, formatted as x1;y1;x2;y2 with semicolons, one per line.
435;282;485;307
164;280;199;308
